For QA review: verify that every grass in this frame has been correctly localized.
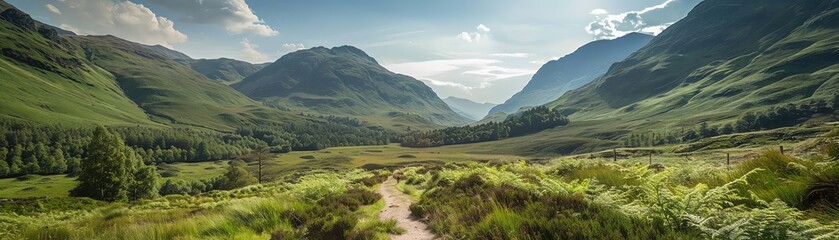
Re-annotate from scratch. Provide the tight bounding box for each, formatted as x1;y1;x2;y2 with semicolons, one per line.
0;161;229;199
400;148;839;239
1;170;396;240
0;20;156;126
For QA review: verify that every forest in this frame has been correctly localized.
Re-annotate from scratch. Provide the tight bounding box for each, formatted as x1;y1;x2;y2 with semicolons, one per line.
621;100;838;148
0;116;394;177
401;106;569;147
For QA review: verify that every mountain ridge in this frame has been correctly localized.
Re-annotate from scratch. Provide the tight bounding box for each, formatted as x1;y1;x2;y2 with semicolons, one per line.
442;96;498;121
490;32;653;115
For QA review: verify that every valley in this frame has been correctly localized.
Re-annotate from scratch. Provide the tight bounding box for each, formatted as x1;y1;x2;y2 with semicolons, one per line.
0;0;838;239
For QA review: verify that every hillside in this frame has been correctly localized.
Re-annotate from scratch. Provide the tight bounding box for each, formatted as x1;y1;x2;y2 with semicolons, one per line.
233;46;470;131
549;0;839;124
0;7;156;126
69;35;300;130
490;33;653;114
178;58;268;84
468;0;839;155
442;96;497;121
144;44;191;60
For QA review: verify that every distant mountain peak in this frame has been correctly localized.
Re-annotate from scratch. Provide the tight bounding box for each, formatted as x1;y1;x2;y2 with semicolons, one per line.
234;45;469;130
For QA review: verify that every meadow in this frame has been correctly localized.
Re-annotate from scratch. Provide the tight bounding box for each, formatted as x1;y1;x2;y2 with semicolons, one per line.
0;125;836;239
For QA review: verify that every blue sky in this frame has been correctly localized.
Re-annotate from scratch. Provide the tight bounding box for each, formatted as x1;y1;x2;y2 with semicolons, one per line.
9;0;701;103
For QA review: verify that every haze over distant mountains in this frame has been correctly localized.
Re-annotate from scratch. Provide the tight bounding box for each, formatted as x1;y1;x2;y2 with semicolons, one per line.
490;33;653;115
442;97;497;121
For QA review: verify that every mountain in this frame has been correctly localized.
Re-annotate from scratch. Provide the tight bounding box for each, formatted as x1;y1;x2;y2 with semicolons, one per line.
137;44;268;84
69;35;300;130
178;58;268;84
442;97;498;121
233;46;470;131
144;44;192;60
0;3;301;130
490;33;653;114
0;7;155;126
548;0;839;124
466;0;839;156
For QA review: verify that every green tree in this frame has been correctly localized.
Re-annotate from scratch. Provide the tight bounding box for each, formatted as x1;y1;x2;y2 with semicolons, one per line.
0;147;8;176
71;126;129;201
218;160;258;190
23;154;39;174
34;143;51;173
52;147;68;174
127;151;159;200
9;145;23;175
66;157;80;175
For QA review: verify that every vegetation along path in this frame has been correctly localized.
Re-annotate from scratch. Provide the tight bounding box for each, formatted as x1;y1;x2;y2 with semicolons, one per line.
379;177;437;240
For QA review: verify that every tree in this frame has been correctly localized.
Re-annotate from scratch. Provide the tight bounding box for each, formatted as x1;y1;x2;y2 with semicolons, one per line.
34;143;52;174
218;160;258;190
72;126;130;202
128;164;159;200
52;147;68;174
23;154;39;174
66;157;80;175
9;145;22;175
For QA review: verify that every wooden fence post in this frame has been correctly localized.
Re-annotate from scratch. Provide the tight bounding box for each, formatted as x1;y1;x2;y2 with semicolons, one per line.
613;148;617;162
649;152;652;166
780;145;785;155
726;153;730;170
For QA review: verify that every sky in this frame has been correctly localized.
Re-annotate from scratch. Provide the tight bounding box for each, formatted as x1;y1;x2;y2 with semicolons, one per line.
9;0;702;104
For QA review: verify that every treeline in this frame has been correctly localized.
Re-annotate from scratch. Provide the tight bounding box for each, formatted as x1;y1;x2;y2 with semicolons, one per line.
402;106;569;147
236;118;392;152
68;127;261;202
622;100;837;147
0;116;395;177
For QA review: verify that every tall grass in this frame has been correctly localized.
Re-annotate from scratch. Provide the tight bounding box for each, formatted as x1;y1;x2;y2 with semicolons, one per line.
403;149;839;240
5;170;394;240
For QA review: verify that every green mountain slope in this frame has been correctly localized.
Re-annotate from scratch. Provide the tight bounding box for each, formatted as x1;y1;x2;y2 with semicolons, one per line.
144;44;192;60
490;33;653;114
0;7;155;126
442;97;497;121
70;35;298;130
549;0;839;124
233;46;470;131
178;58;268;84
468;0;839;156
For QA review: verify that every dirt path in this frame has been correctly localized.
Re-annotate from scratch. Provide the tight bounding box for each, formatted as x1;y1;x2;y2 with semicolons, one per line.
379;177;437;240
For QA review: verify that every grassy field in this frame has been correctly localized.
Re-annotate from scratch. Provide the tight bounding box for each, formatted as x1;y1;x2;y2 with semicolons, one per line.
2;123;831;199
0;170;400;240
0;161;229;199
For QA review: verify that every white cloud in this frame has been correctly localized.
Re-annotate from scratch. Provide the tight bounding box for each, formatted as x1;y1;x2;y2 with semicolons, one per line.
385;58;535;90
457;24;491;43
529;56;560;65
240;38;267;63
385;59;499;78
640;23;673;35
489;53;531;58
462;65;534;80
586;0;701;39
147;0;278;36
419;78;474;91
589;9;608;15
45;4;61;15
282;43;305;51
50;0;187;47
58;24;79;34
